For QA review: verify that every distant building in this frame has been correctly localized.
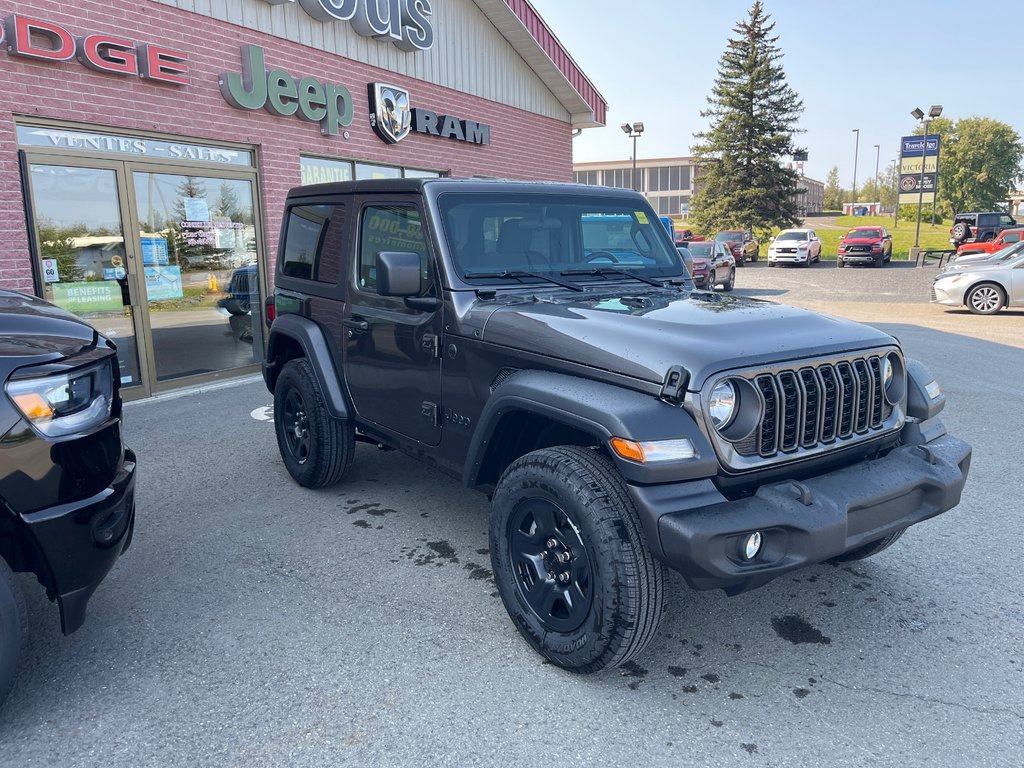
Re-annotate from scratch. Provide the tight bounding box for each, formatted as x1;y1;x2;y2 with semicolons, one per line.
573;156;824;220
1010;190;1024;218
842;201;883;216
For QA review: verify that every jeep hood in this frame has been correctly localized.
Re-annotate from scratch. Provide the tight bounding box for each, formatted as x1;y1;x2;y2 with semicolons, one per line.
476;290;894;389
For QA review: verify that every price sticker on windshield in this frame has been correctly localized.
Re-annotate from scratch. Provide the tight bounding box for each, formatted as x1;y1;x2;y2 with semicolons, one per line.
635;212;649;224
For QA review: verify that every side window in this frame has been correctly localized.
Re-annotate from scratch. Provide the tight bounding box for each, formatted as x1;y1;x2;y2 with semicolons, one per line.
1000;215;1015;226
978;214;996;228
1004;232;1021;244
359;204;427;292
280;204;346;283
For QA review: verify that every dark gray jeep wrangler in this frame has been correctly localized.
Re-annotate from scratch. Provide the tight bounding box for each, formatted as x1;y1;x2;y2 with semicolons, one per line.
263;179;971;672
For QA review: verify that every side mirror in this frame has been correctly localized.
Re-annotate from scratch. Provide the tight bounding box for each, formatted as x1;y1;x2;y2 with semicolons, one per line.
377;251;422;297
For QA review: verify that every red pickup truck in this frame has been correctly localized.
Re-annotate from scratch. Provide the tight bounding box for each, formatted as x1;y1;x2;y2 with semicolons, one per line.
674;228;705;245
955;227;1024;256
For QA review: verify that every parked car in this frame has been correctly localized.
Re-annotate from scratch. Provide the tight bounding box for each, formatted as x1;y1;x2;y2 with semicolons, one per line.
0;290;136;706
686;241;735;290
837;226;893;268
767;228;822;267
674;228;705;246
263;178;971;673
949;212;1017;248
714;230;759;264
955;227;1024;256
951;240;1024;267
932;250;1024;314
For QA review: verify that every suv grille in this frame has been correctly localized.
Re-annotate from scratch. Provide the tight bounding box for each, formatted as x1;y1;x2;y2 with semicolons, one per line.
727;353;898;465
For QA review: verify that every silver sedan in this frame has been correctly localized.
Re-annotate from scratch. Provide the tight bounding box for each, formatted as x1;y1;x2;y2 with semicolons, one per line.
932;252;1024;314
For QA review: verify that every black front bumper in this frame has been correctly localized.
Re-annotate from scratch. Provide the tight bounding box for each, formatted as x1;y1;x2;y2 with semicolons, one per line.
22;448;137;634
628;433;971;594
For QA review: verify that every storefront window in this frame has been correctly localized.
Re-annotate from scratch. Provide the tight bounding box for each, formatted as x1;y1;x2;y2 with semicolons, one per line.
300;156;354;186
356;162;403;181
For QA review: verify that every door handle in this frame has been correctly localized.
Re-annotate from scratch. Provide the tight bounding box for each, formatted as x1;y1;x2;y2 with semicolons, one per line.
343;317;369;333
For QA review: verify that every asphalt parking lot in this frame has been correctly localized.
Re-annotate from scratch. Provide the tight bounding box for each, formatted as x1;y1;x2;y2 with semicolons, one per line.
2;277;1022;767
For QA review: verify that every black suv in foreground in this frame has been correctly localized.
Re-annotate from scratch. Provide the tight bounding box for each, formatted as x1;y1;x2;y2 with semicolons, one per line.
0;291;136;705
264;179;971;672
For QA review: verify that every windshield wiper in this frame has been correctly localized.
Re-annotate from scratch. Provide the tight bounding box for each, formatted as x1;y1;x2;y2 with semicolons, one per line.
560;267;667;288
463;270;584;292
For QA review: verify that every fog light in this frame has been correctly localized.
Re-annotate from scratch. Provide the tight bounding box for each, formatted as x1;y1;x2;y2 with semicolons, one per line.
742;531;763;560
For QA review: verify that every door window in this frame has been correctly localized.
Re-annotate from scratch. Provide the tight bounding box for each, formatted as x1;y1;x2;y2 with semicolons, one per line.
358;205;427;293
133;171;262;382
29;164;143;388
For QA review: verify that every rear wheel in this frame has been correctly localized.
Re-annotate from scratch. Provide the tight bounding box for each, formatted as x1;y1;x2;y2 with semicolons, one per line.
0;558;26;707
721;268;735;291
965;283;1006;315
274;359;355;488
490;446;665;672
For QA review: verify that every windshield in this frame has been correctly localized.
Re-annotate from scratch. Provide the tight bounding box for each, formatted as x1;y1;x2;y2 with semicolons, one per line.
847;229;881;239
438;193;686;283
687;242;713;257
714;231;743;243
989;241;1024;260
776;231;808;241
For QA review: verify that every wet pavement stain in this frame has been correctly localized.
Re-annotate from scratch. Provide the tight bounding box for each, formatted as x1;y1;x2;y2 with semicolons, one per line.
701;673;720;684
427;540;459;563
476;548;489;556
366;507;397;517
682;685;699;693
352;520;371;529
667;666;688;678
728;692;744;700
822;601;837;608
771;614;832;645
345;502;381;515
463;562;493;581
710;718;723;727
793;687;811;699
741;743;758;755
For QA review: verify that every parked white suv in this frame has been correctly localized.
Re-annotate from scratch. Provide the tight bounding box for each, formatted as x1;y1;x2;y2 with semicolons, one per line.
768;229;822;267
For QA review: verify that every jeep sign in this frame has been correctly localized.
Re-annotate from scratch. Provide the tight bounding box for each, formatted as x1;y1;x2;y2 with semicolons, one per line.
262;0;434;52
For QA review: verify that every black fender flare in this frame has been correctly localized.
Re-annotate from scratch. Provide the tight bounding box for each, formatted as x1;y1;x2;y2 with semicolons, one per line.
905;357;945;422
463;370;718;487
265;315;349;420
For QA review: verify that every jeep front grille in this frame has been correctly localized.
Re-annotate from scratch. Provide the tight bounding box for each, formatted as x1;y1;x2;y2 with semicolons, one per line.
712;351;902;470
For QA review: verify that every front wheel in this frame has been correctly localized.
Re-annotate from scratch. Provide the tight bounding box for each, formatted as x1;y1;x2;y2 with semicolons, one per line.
0;559;26;707
837;258;845;268
490;446;665;672
965;283;1006;315
274;359;355;488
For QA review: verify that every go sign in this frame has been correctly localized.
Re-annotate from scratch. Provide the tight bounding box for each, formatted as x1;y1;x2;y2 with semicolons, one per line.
42;258;60;283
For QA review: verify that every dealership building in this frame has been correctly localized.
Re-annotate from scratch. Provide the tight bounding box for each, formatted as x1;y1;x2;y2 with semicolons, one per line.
0;0;605;398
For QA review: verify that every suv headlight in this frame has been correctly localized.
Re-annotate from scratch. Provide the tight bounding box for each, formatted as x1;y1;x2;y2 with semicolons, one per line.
6;359;115;437
708;379;738;430
882;352;906;405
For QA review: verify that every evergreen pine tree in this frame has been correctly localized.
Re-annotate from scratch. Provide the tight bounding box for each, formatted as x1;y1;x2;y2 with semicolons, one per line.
690;1;804;235
823;166;844;211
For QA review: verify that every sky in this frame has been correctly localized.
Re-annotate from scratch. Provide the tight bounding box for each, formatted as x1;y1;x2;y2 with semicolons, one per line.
528;0;1024;186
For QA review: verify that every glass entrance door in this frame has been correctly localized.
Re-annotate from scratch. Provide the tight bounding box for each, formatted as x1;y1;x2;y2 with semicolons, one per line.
27;163;145;390
131;171;262;383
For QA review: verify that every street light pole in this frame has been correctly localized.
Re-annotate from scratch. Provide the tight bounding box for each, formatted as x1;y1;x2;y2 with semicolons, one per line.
891;159;898;227
912;106;942;250
620;122;645;192
851;129;860;216
873;144;880;215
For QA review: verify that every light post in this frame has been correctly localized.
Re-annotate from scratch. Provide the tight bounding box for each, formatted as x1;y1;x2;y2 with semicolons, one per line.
891;158;898;227
620;122;645;191
911;105;942;250
873;144;880;215
851;128;860;216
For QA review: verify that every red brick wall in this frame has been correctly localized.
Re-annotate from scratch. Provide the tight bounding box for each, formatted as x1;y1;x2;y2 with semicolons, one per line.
0;1;574;292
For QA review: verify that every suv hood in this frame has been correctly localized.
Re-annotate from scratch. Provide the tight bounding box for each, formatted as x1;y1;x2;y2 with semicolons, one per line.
0;290;96;362
475;289;893;389
841;236;882;244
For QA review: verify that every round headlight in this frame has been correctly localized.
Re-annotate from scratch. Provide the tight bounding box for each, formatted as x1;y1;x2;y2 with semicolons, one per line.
708;379;738;430
883;352;905;405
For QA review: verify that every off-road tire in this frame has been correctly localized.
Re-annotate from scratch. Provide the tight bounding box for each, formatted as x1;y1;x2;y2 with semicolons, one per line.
837;258;845;268
965;283;1006;315
874;254;884;268
490;446;665;673
829;529;905;562
951;221;971;243
274;359;355;488
0;559;26;707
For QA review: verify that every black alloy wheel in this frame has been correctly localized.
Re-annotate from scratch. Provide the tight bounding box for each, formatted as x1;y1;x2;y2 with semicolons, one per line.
274;359;355;488
507;499;594;634
490;446;665;672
